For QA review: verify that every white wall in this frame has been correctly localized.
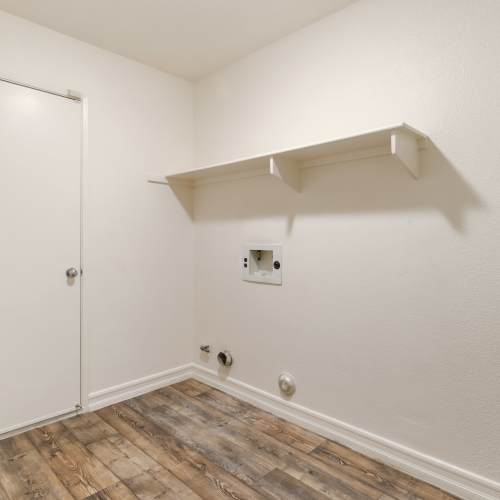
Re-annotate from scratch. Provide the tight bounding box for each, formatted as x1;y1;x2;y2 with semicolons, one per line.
194;0;500;486
0;11;195;399
3;0;500;493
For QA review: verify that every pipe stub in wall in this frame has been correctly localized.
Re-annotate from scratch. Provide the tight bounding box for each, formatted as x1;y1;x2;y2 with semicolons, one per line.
217;350;233;367
278;372;296;396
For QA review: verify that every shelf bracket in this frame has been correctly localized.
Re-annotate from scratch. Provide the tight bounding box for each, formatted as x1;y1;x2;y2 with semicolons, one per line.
269;156;301;192
391;128;419;179
148;176;194;217
166;178;194;217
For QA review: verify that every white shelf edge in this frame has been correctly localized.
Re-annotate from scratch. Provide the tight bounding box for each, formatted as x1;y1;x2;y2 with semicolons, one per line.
149;123;428;191
183;166;269;188
300;145;390;170
147;175;169;185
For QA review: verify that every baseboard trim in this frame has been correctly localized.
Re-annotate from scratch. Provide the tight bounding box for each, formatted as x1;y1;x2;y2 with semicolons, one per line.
0;408;78;440
192;364;500;500
88;363;193;411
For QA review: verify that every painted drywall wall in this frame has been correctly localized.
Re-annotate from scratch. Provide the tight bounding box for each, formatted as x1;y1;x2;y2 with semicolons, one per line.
0;11;195;400
194;0;500;485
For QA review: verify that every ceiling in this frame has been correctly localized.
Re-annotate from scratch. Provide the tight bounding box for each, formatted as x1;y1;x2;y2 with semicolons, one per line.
0;0;355;80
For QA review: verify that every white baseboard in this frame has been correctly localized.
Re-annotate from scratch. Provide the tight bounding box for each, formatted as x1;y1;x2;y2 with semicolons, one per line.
87;363;193;411
1;364;193;441
0;408;78;440
192;364;500;500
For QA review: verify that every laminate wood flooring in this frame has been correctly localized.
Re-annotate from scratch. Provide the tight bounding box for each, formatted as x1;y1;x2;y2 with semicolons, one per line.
0;379;459;499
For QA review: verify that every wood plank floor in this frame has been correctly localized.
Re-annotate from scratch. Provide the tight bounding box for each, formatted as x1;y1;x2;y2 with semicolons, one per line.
0;379;459;499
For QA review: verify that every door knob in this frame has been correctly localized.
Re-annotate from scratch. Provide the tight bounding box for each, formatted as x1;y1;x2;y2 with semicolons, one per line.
66;267;79;278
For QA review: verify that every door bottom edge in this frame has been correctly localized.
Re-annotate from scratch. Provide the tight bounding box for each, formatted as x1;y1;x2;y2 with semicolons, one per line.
0;406;79;441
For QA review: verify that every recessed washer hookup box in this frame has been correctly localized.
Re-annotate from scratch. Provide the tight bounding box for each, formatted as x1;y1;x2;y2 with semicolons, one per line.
241;244;282;285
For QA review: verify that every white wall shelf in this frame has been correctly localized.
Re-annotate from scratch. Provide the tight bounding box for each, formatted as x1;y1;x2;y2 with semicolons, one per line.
148;123;427;198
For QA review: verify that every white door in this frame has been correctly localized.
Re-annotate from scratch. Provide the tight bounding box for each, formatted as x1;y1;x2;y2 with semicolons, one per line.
0;81;81;434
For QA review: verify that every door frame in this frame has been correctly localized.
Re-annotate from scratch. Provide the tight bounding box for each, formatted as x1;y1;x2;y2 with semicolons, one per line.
79;92;89;413
0;76;89;437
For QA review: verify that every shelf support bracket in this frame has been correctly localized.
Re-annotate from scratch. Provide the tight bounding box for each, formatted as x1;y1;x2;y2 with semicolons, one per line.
148;176;194;217
166;177;194;217
391;128;419;179
269;156;301;192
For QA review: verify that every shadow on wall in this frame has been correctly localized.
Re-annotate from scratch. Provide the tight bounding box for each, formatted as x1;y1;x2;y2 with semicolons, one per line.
194;142;483;233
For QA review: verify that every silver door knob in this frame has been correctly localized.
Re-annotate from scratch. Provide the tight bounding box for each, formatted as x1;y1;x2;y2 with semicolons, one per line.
66;267;79;278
